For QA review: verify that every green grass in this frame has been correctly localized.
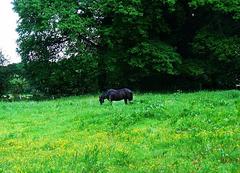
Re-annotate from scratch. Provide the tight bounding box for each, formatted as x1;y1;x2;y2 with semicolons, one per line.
0;90;239;172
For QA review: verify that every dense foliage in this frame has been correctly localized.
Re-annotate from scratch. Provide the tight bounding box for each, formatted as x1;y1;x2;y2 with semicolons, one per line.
0;49;27;97
13;0;240;94
0;50;9;96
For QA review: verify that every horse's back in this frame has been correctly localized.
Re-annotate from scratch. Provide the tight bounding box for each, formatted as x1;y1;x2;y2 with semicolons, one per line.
119;88;132;93
120;88;133;100
107;88;132;94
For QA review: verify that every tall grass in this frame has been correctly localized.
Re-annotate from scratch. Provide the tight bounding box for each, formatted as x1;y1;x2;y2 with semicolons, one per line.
0;90;239;172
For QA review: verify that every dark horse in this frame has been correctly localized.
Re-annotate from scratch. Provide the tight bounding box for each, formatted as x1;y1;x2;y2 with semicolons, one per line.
99;88;133;105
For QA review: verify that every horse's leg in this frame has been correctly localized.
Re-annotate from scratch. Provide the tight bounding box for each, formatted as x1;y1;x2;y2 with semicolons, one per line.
109;95;113;105
128;99;133;104
124;99;128;104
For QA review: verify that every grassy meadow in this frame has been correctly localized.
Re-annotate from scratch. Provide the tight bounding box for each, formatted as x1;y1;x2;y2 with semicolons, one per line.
0;90;239;172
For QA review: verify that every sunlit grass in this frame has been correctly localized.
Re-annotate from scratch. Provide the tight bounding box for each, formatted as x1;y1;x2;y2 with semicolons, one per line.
0;90;239;172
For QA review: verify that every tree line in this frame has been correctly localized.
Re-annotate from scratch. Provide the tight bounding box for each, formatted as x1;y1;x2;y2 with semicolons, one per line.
2;0;239;97
0;50;28;98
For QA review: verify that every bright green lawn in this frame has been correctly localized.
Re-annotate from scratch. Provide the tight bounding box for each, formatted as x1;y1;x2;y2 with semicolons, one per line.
0;90;239;172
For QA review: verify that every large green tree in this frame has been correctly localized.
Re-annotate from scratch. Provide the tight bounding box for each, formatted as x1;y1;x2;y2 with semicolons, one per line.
13;0;98;95
13;0;240;93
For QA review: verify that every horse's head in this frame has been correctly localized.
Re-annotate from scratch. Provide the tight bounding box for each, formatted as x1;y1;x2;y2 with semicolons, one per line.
99;95;105;105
